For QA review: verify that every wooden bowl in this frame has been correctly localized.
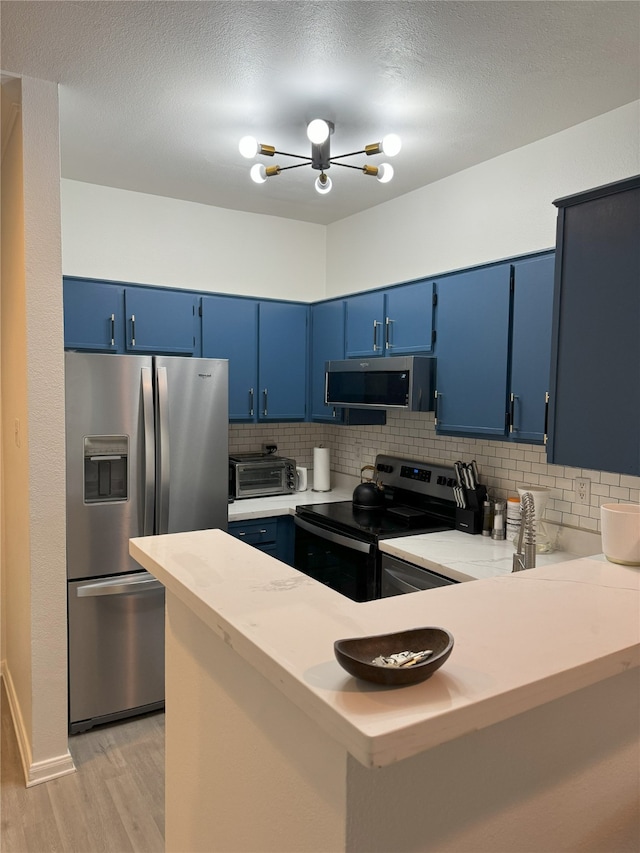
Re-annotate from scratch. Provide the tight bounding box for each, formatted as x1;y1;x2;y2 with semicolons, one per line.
334;627;454;686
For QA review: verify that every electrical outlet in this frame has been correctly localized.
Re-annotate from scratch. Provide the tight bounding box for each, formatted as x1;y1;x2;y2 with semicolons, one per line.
354;439;363;464
575;477;591;505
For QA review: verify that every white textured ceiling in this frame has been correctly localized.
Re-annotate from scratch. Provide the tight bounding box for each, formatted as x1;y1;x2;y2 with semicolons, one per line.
2;1;639;225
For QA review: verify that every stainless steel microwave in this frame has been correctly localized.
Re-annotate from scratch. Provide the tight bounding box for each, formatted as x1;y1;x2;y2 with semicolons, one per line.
325;356;436;412
229;454;296;499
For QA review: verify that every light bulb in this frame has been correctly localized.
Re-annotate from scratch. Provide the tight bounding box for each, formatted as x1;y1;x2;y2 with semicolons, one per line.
377;163;394;183
381;134;402;157
315;173;332;194
307;119;330;144
250;163;267;184
239;136;259;159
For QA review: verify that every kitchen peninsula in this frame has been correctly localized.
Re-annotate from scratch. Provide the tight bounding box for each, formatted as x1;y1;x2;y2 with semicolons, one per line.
130;527;639;852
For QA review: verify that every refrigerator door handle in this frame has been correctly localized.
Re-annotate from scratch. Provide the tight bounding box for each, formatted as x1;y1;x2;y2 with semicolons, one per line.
76;572;164;597
141;366;155;536
156;365;171;534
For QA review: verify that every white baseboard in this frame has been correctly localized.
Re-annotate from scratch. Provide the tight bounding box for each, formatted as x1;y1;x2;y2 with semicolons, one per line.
1;661;76;786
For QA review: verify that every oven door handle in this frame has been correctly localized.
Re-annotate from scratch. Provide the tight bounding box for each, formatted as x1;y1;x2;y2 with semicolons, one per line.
294;516;373;555
383;568;423;595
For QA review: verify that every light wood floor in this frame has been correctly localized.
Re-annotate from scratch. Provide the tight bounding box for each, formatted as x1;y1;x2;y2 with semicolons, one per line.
1;684;165;853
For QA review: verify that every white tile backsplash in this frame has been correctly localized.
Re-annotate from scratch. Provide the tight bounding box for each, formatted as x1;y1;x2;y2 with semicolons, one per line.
229;412;640;534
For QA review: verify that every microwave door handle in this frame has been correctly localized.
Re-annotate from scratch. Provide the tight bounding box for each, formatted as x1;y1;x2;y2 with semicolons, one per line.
294;516;372;554
156;366;170;535
141;366;155;536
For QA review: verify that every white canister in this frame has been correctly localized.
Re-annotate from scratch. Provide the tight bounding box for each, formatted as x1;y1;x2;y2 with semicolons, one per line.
506;496;521;542
295;466;308;492
600;503;640;566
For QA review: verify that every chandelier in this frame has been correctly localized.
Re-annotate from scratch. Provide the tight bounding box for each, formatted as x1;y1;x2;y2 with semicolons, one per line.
239;119;401;195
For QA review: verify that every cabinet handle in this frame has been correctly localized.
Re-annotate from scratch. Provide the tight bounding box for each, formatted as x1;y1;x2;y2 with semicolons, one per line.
130;314;136;347
259;529;267;534
385;316;393;350
543;391;550;445
373;320;381;351
509;393;519;433
249;388;254;417
110;313;116;347
238;531;246;536
434;390;440;426
263;388;268;417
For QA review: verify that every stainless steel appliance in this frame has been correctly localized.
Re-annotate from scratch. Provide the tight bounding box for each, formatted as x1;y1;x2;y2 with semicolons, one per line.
325;356;436;411
380;553;457;596
229;453;296;499
65;352;228;733
294;454;458;601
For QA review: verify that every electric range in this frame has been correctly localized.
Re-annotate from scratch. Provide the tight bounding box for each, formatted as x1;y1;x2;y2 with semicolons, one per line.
294;454;458;601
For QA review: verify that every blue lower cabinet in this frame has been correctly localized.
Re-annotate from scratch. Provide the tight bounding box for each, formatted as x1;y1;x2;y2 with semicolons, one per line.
435;264;512;437
228;516;294;565
63;278;124;352
124;287;198;354
202;295;259;420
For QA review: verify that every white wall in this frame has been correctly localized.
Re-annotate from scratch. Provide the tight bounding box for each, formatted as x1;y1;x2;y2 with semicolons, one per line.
1;75;74;785
326;101;640;295
61;180;326;301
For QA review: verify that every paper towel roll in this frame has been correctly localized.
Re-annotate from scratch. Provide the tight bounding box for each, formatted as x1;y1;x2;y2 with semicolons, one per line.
313;446;331;492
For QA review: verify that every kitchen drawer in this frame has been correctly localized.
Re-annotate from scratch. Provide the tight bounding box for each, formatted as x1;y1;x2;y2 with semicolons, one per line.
228;519;278;548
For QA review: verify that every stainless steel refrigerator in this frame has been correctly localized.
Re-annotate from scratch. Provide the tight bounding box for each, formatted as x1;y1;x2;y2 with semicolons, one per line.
65;352;228;733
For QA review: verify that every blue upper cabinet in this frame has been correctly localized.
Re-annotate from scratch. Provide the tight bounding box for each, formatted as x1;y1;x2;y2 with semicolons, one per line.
310;300;346;421
345;291;385;356
547;177;640;476
258;301;308;420
435;264;512;437
509;255;555;443
384;281;436;354
63;278;124;351
345;280;435;357
124;288;198;354
202;296;308;422
201;295;259;420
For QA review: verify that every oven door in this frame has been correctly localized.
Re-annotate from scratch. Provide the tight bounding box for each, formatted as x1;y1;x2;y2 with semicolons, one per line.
294;516;376;602
380;553;457;597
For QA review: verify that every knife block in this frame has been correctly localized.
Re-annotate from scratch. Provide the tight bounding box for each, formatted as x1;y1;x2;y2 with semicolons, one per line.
455;485;487;534
455;507;483;535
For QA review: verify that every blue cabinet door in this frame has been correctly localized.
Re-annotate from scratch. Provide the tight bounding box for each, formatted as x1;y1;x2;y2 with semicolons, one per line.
201;295;258;420
310;300;346;421
435;264;511;436
385;280;435;354
124;288;198;354
345;291;385;357
258;302;308;420
509;255;555;443
63;278;124;351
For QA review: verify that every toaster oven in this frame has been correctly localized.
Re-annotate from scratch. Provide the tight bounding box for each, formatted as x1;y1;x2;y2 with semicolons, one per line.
229;454;296;499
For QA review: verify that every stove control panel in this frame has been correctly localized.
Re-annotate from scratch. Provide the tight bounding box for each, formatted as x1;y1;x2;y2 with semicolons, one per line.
375;454;456;503
400;464;431;483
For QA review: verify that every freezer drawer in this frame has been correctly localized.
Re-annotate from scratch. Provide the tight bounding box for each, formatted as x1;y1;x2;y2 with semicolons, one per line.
68;571;165;733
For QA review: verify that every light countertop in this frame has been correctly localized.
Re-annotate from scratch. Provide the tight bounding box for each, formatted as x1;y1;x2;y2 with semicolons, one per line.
130;527;640;769
228;479;599;582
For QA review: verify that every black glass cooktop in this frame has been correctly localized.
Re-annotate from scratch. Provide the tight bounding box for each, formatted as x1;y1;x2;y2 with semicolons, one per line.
296;500;454;543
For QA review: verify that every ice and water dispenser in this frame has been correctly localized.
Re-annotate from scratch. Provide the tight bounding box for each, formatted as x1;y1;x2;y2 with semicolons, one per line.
83;435;128;503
